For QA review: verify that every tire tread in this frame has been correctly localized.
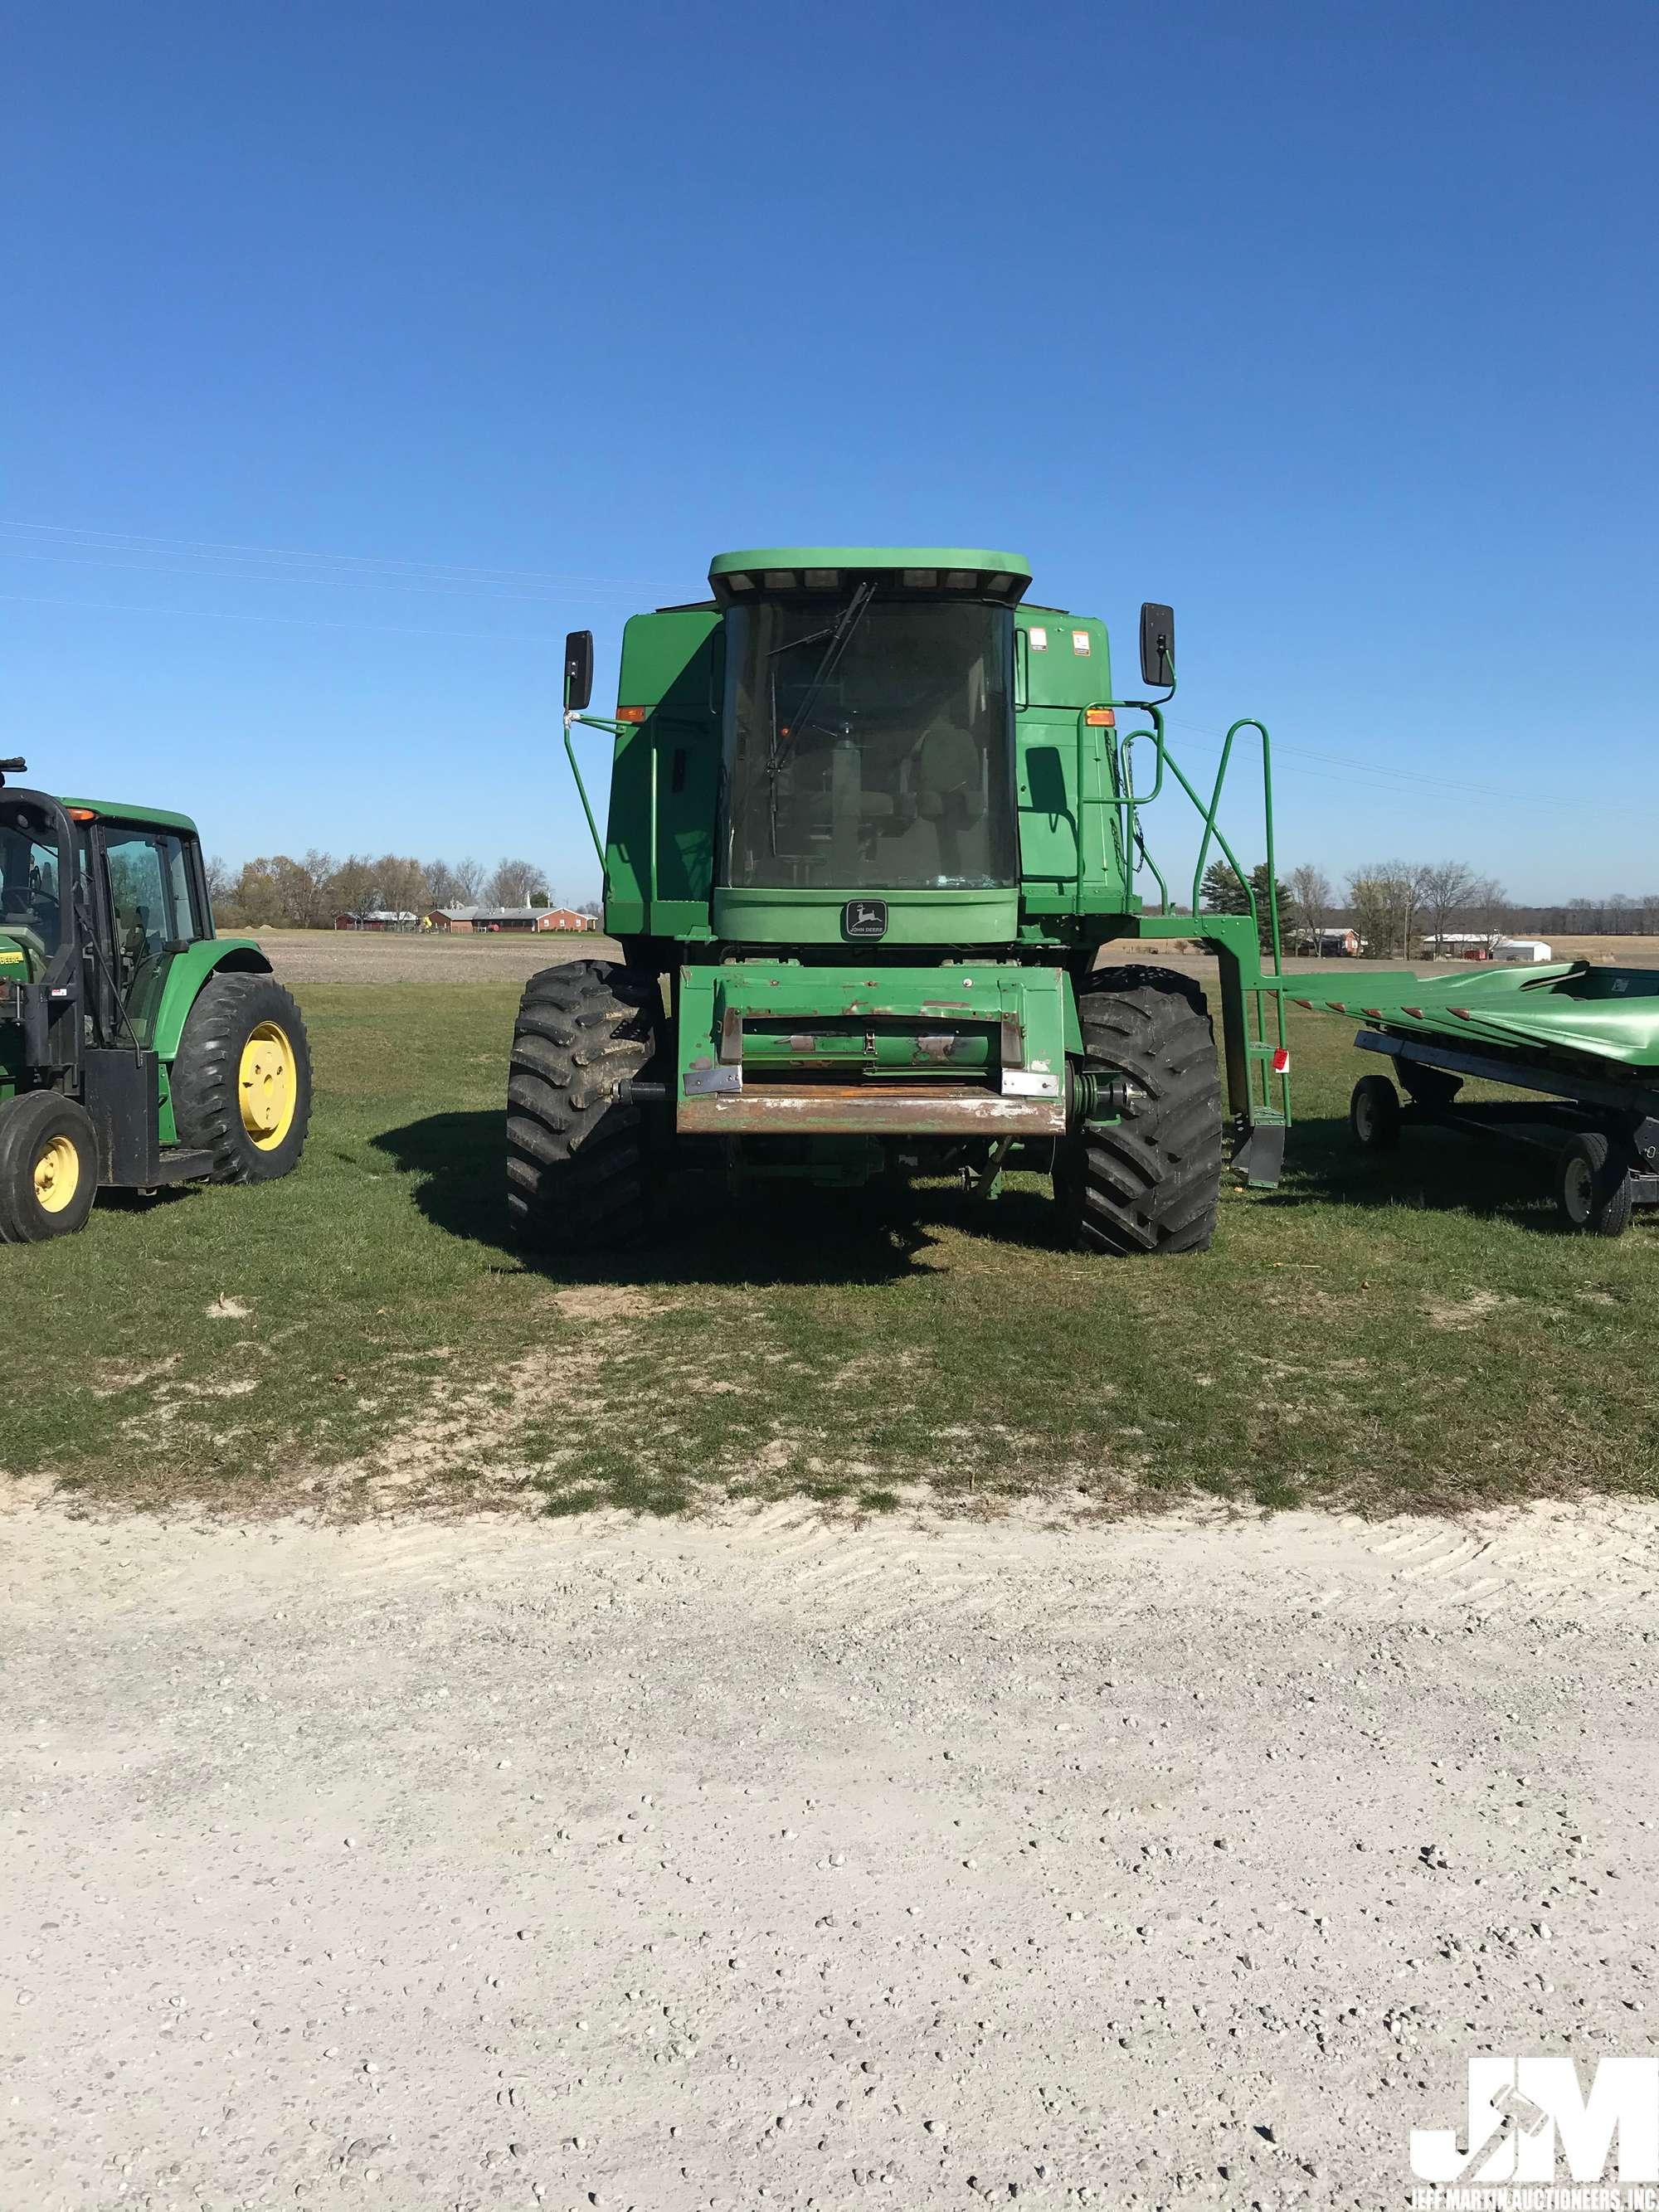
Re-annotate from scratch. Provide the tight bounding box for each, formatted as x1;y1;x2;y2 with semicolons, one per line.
1058;964;1224;1257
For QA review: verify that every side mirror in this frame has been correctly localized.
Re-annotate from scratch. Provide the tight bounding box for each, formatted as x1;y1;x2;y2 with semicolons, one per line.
1139;602;1175;691
563;630;594;713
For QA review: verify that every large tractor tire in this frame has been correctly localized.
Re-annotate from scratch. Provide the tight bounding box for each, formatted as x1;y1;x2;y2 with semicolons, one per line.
1054;964;1224;1256
0;1091;100;1242
172;973;313;1184
506;960;660;1251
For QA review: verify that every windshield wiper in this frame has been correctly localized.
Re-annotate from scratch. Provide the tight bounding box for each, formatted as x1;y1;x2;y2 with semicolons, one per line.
765;581;878;853
773;580;878;747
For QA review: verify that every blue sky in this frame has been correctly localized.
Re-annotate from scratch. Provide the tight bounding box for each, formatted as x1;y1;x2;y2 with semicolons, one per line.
7;0;1655;904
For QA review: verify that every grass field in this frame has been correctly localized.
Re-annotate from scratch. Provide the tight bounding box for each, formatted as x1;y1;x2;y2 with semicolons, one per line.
6;959;1657;1518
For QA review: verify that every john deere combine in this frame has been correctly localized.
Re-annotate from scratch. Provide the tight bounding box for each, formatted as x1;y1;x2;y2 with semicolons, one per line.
508;550;1290;1255
0;761;311;1241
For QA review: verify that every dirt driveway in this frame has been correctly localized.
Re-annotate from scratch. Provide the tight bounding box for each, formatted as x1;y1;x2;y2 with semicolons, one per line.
6;1498;1656;2210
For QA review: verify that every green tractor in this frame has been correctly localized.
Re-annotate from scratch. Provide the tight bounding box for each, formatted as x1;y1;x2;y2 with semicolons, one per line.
508;550;1290;1256
0;761;312;1241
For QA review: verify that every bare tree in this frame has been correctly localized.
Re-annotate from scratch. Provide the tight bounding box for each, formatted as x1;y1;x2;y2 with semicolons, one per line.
203;854;232;907
1348;861;1427;959
1418;860;1478;955
426;857;488;908
327;854;378;921
487;857;548;909
1287;863;1331;951
371;855;431;917
1347;871;1390;959
1468;875;1509;949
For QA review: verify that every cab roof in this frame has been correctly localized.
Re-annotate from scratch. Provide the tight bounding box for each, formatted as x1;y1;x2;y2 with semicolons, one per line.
708;547;1031;607
57;796;200;835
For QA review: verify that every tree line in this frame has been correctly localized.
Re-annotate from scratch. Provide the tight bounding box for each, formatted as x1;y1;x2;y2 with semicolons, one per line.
1199;858;1511;958
207;852;598;930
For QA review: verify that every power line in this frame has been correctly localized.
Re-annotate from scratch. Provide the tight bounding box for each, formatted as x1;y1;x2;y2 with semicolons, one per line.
1158;711;1587;811
0;588;566;645
0;542;658;606
0;517;678;595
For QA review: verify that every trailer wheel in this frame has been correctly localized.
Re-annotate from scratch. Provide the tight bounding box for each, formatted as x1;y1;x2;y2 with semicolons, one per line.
1350;1074;1403;1150
0;1091;100;1242
1055;965;1223;1257
1555;1132;1633;1237
507;960;661;1250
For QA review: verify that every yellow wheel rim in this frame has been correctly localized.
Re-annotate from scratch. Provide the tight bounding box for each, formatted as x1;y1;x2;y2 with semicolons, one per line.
34;1133;81;1214
239;1021;298;1150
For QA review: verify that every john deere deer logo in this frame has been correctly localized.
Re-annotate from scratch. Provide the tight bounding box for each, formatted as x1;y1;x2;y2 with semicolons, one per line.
843;899;888;941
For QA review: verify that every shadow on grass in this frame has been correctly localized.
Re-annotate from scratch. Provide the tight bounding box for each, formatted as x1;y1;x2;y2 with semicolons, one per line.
1263;1112;1570;1230
371;1110;950;1286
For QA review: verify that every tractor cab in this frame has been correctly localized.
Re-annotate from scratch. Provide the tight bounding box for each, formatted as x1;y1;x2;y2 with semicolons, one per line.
0;790;71;987
0;767;219;1063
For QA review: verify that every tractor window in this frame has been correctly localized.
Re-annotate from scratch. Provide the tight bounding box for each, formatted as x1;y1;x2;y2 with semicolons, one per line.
163;836;202;939
0;805;64;962
101;828;200;1042
721;597;1018;891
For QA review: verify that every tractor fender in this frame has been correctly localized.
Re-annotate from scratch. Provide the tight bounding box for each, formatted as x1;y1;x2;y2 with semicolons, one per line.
151;940;275;1063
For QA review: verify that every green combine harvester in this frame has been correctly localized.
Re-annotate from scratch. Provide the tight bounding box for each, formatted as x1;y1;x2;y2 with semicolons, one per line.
0;761;311;1241
508;549;1291;1256
1296;963;1659;1236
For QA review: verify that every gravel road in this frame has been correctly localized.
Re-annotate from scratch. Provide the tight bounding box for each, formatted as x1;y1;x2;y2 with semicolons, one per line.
6;1499;1657;2210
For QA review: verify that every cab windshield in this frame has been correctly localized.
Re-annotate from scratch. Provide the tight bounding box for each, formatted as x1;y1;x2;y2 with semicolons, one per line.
0;800;66;961
722;596;1017;891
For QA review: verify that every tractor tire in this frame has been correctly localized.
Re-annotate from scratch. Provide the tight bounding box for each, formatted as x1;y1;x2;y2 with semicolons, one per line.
171;973;314;1184
1055;965;1224;1257
0;1090;100;1242
1555;1130;1633;1237
506;960;660;1251
1350;1073;1403;1150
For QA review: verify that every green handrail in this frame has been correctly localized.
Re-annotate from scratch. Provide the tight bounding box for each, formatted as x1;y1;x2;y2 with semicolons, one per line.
1154;719;1289;1117
1074;701;1168;913
1190;718;1285;982
564;722;606;870
1117;706;1169;912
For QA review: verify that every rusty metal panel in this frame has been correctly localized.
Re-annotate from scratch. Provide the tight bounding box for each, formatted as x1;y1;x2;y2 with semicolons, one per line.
679;1085;1064;1137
